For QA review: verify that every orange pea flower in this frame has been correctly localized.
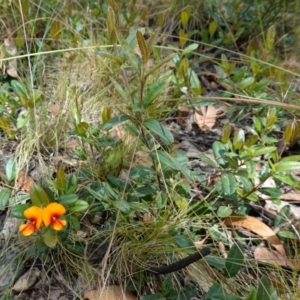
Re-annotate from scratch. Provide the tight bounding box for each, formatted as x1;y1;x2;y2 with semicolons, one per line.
19;206;43;236
19;202;67;236
42;202;67;231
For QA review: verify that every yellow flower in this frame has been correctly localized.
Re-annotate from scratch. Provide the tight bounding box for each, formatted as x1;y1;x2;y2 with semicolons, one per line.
19;206;43;236
19;202;67;236
43;202;67;231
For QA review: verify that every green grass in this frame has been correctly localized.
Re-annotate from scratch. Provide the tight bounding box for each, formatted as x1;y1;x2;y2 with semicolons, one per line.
1;0;300;299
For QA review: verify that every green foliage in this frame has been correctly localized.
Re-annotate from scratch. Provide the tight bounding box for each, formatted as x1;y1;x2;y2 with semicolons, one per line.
2;0;300;298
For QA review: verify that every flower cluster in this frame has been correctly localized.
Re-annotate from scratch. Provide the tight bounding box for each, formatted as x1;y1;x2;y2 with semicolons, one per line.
19;202;67;236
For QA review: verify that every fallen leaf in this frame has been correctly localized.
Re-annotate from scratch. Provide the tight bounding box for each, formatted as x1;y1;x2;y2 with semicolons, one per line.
280;193;300;202
254;247;292;268
83;285;137;300
4;38;18;78
49;103;61;116
12;267;40;292
17;170;35;192
176;106;190;126
194;105;216;131
224;216;285;255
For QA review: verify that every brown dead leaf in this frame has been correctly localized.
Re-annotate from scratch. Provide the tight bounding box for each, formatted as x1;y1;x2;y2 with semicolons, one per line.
224;216;285;255
194;105;216;131
83;285;137;300
254;247;292;268
177;106;190;126
49;103;61;116
17;170;35;192
4;38;18;78
12;267;40;292
280;193;300;202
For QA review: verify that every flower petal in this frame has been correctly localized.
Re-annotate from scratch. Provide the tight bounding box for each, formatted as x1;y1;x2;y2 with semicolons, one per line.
43;202;66;228
19;223;35;236
24;206;43;229
52;219;67;231
46;202;66;217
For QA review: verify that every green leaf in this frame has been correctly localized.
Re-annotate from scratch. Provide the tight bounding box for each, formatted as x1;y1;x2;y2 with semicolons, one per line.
55;167;67;191
258;188;282;198
10;80;29;100
212;141;228;168
182;43;199;54
5;158;17;182
69;215;80;231
266;26;276;51
245;288;258;300
233;129;244;151
75;122;89;137
146;28;160;54
232;66;247;83
209;20;218;37
238;77;255;89
57;194;79;207
277;230;298;239
273;174;300;189
0;188;11;209
204;283;242;300
238;177;253;192
274;206;290;227
143;81;166;107
110;76;129;102
224;243;244;278
180;10;190;27
204;257;226;269
43;227;58;248
113;199;130;213
142;294;166;300
257;276;278;300
198;153;217;168
249;145;277;156
174;235;195;248
12;203;31;219
145;53;175;79
221;173;237;195
253;116;262;133
221;122;231;143
280;155;300;162
95;51;123;65
217;206;233;218
107;6;117;44
68;200;89;213
102;106;112;124
144;119;174;145
153;150;180;170
102;114;130;130
274;161;300;172
30;184;50;207
117;31;140;74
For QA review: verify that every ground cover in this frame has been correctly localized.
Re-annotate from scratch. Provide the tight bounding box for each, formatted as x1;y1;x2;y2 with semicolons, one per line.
1;0;300;299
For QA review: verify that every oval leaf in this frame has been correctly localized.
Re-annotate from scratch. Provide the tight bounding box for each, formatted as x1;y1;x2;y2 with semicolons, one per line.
30;184;50;207
144;119;174;145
